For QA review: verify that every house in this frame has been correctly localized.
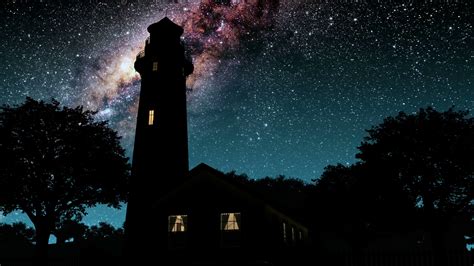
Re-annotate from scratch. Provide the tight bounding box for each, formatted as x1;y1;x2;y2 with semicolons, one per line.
152;163;309;264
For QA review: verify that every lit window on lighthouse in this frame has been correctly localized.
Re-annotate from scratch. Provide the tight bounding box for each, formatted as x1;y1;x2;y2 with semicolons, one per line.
153;62;158;71
148;110;154;125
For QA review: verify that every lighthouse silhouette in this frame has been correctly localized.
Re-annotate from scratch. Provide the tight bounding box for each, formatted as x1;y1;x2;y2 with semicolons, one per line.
124;17;193;260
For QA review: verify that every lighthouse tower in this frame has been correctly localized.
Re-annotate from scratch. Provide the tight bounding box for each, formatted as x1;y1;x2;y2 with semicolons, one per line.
124;17;193;257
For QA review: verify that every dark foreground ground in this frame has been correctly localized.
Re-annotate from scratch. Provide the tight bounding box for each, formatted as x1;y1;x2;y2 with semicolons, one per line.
0;242;472;266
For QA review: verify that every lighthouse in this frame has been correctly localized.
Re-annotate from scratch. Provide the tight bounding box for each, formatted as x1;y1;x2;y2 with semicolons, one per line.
124;17;193;258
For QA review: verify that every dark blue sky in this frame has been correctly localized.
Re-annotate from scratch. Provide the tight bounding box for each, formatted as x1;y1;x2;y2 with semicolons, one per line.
1;0;472;228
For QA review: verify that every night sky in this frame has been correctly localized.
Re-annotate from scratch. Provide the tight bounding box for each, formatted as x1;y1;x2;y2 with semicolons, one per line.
1;0;472;228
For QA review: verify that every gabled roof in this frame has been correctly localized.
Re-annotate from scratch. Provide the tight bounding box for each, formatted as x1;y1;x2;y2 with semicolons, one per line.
190;162;224;177
152;163;308;230
152;163;256;207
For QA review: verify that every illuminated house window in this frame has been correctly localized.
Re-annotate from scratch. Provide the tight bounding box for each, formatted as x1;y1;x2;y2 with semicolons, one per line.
221;213;241;231
168;215;187;232
282;222;287;243
148;110;154;125
153;62;158;71
220;212;241;247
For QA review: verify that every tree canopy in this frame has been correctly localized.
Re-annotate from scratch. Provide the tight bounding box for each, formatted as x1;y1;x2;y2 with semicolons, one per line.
311;107;473;263
85;222;124;241
0;97;130;262
357;107;473;217
52;220;88;244
52;220;124;243
0;222;35;246
224;171;309;222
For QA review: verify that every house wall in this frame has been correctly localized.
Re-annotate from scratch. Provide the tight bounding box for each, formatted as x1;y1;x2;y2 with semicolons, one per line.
149;178;309;264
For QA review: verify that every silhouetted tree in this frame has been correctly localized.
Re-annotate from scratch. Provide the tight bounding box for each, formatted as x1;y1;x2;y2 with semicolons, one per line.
224;170;252;185
0;222;35;245
85;222;124;241
313;163;415;255
312;164;360;229
52;220;88;244
224;171;310;222
356;107;474;264
252;175;309;221
0;98;130;265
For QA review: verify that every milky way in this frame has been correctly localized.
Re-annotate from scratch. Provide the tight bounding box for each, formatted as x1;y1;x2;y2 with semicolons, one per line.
71;0;283;154
1;0;472;227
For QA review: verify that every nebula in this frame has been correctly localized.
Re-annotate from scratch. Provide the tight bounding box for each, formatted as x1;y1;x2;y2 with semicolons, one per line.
79;0;280;112
71;0;281;152
177;0;280;91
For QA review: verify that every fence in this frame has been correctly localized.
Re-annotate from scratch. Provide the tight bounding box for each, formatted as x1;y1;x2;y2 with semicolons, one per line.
315;250;473;266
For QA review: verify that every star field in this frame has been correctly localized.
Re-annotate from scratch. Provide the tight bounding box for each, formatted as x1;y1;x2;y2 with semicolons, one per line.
1;0;472;227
